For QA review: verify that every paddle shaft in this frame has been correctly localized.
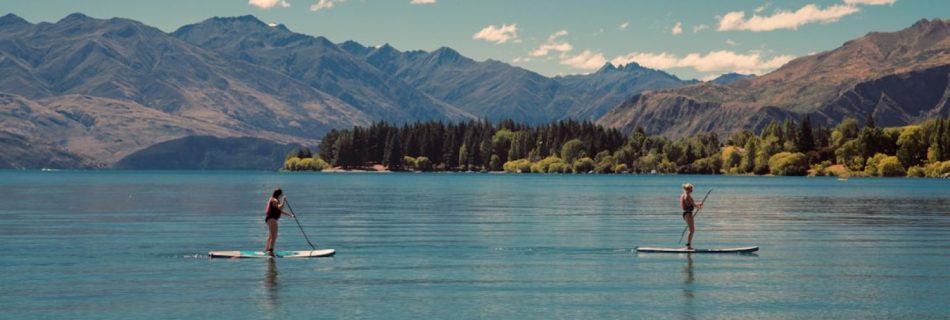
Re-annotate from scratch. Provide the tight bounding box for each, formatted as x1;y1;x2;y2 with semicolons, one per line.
679;189;713;244
283;199;316;250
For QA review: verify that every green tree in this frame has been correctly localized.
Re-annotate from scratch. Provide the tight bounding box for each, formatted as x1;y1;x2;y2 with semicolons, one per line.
573;157;595;173
929;119;947;163
415;156;434;172
690;155;722;174
560;139;585;164
721;146;742;173
836;140;864;171
492;129;515;163
479;132;493;169
503;159;532;173
284;157;300;171
383;131;403;170
896;126;926;168
318;129;340;162
754;136;780;175
797;115;815;152
768;152;808;176
832;118;860;147
332;133;356;169
741;138;757;174
864;153;888;176
458;144;469;170
489;154;503;171
727;130;754;148
877;156;905;177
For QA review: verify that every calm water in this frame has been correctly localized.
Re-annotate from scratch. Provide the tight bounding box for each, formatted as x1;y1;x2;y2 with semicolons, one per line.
1;171;948;319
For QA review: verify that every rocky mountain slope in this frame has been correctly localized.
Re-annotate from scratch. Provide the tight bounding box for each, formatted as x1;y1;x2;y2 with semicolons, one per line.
599;19;950;137
341;41;693;123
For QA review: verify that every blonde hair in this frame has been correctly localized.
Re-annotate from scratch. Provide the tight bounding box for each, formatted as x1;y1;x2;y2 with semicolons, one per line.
682;183;694;191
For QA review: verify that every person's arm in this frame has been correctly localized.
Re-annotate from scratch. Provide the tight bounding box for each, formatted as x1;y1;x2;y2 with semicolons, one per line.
689;194;701;209
278;197;295;217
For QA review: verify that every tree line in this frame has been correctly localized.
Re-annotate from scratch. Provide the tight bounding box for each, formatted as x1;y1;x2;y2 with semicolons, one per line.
284;115;950;177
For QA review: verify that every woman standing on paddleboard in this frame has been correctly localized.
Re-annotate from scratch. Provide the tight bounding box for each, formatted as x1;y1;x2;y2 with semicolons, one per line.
680;183;702;249
264;188;295;256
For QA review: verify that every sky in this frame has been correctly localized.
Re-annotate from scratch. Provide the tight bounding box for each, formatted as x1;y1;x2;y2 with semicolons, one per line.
3;0;944;80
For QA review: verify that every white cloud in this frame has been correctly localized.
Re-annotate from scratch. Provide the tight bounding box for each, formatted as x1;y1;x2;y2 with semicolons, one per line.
693;24;709;33
619;21;630;30
726;39;738;46
310;0;341;12
754;4;768;13
410;0;436;4
843;0;896;5
672;21;683;35
610;50;795;74
560;50;607;70
530;30;573;57
512;56;531;63
249;0;290;9
472;24;519;44
717;4;860;32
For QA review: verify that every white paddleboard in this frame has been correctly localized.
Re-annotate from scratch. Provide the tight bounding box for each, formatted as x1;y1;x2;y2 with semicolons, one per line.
635;246;758;253
209;249;336;258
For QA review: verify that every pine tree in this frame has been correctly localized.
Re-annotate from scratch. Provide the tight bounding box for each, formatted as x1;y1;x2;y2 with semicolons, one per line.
332;133;355;169
319;129;339;162
797;115;815;152
383;131;403;170
742;138;757;173
940;119;950;162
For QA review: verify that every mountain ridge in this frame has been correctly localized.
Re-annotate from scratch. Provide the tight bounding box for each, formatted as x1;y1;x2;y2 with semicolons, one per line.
1;13;946;168
598;18;950;137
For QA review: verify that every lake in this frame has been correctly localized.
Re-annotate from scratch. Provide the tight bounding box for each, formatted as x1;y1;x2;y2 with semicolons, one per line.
1;171;948;319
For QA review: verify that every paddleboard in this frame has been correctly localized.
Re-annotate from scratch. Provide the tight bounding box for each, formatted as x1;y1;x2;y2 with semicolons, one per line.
635;246;758;253
208;249;335;258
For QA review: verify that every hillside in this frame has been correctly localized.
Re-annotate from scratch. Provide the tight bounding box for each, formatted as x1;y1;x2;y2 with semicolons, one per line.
599;19;950;137
341;42;694;123
0;13;693;168
113;136;299;170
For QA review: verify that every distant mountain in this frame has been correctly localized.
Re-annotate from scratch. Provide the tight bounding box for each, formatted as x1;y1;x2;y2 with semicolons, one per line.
113;136;299;170
342;42;694;123
599;19;950;137
12;13;942;168
707;73;752;85
0;13;363;137
172;16;473;123
0;13;699;169
554;62;697;120
0;13;363;167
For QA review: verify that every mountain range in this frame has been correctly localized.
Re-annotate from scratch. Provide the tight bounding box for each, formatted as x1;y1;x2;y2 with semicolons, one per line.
598;18;950;137
0;13;693;168
0;13;947;169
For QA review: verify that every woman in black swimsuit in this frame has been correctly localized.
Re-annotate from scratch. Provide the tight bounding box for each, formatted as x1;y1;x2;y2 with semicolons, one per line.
264;188;294;256
680;183;702;250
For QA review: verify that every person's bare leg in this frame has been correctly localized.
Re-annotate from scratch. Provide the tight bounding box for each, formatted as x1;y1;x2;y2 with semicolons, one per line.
266;219;278;255
686;214;696;249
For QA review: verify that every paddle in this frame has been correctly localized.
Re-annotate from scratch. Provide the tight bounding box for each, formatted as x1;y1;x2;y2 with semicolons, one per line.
679;188;713;244
283;198;316;250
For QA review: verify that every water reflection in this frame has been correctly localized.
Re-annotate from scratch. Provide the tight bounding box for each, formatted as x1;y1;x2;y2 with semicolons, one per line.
681;254;695;319
262;259;279;314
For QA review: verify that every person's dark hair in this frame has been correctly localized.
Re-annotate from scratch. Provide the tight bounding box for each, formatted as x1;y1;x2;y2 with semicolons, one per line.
272;188;283;199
